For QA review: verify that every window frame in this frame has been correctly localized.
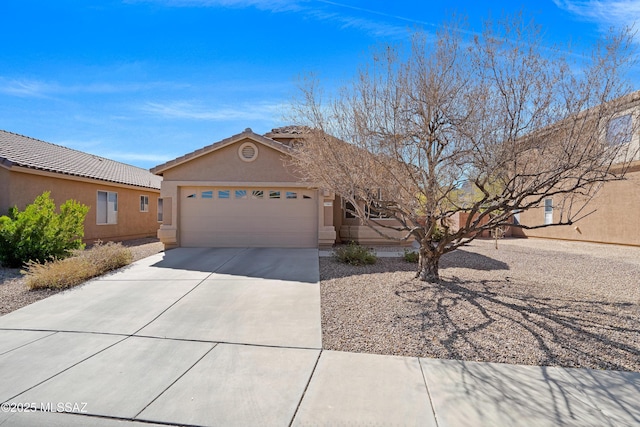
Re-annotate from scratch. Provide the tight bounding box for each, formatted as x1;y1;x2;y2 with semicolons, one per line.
157;198;163;223
97;190;118;225
140;195;149;212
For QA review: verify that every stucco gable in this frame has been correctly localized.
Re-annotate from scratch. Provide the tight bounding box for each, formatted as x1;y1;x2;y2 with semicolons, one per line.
151;128;292;176
156;131;301;183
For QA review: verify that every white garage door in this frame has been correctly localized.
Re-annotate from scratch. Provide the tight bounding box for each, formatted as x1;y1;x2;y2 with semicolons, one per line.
180;186;318;248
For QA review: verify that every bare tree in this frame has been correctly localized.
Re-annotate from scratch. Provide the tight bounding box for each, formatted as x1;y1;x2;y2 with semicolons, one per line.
290;15;638;282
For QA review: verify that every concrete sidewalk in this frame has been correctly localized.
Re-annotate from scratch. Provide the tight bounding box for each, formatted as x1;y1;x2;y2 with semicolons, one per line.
0;248;638;426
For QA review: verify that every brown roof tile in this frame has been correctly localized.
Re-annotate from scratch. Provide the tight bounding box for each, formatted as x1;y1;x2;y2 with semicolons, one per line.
0;130;161;190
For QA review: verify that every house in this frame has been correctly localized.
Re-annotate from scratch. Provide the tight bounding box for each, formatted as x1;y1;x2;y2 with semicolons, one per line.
0;130;162;243
514;90;640;246
152;127;406;249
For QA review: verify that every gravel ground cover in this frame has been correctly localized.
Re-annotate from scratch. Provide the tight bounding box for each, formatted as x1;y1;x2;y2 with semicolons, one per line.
0;238;164;316
321;238;640;372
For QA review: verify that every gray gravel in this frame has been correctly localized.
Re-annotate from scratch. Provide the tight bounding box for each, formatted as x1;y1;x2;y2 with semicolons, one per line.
0;239;164;316
321;238;640;372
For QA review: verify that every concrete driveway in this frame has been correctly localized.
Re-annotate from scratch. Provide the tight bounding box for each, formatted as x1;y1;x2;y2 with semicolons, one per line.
1;247;638;426
0;248;322;426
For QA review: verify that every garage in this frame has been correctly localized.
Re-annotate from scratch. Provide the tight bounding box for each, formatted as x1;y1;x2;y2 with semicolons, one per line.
179;186;318;248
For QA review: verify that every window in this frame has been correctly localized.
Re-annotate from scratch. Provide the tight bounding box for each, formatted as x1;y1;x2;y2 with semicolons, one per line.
218;190;230;199
269;190;281;199
286;191;297;199
365;203;389;219
251;190;264;199
235;190;248;199
345;201;357;219
544;198;553;225
157;198;163;223
201;191;213;199
186;193;196;199
140;195;149;212
97;191;118;225
606;114;633;145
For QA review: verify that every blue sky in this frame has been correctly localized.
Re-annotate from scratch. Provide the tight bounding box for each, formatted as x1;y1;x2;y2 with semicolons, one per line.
1;0;638;170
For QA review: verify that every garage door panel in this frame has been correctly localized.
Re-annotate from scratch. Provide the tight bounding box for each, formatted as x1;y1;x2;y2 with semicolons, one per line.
180;187;317;248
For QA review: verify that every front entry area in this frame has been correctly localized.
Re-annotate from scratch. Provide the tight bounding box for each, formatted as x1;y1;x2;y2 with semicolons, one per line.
179;186;318;247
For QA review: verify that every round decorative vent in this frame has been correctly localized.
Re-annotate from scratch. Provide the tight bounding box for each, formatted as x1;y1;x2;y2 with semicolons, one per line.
238;142;258;162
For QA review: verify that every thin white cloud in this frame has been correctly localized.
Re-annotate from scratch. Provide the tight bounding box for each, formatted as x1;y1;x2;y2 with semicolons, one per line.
129;0;303;12
553;0;640;30
140;100;282;121
130;0;434;38
0;77;187;98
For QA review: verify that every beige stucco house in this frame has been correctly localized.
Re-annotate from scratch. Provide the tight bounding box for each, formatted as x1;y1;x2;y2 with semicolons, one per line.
153;127;407;249
515;90;640;246
0;130;162;243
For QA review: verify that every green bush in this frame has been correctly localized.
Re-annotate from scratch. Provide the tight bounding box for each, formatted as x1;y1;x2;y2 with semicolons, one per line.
0;192;89;268
25;241;133;290
403;249;419;263
333;242;377;266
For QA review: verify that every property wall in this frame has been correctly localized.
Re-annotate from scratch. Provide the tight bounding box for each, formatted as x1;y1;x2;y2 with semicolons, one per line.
4;169;161;243
161;139;300;183
517;168;640;246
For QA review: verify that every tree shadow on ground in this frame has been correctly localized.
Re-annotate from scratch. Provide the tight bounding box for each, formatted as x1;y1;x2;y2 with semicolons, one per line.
393;276;640;372
440;249;509;271
321;249;509;280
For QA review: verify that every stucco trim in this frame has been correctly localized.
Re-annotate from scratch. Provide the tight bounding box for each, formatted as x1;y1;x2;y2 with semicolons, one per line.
164;180;317;188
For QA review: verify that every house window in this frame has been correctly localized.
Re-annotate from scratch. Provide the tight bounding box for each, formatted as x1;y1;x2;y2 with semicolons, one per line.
97;191;118;225
140;195;149;212
218;190;230;199
157;198;163;223
345;201;357;219
606;114;633;145
269;190;281;199
366;204;389;219
544;198;553;225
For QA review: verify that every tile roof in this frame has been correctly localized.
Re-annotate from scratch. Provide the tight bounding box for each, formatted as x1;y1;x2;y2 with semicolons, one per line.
0;130;161;190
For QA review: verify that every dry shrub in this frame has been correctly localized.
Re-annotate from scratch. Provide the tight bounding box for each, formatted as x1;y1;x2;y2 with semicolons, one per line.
25;241;132;290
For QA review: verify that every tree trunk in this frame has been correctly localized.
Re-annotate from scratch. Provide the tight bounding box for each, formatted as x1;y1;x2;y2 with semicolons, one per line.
417;248;440;282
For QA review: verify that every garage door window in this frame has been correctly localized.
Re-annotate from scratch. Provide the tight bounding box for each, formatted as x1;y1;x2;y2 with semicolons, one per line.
286;191;297;199
201;191;213;199
269;190;281;199
251;190;263;199
218;190;230;199
235;190;248;199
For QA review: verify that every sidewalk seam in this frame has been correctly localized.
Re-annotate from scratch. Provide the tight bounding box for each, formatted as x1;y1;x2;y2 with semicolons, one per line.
288;349;323;427
419;357;441;427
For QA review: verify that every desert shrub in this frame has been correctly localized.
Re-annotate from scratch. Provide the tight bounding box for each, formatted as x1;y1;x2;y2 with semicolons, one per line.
84;241;133;272
333;242;377;266
0;192;89;268
25;241;132;290
403;249;419;263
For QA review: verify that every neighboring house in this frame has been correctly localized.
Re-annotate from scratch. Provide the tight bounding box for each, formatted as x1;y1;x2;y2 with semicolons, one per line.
0;130;162;243
152;127;402;249
515;90;640;246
